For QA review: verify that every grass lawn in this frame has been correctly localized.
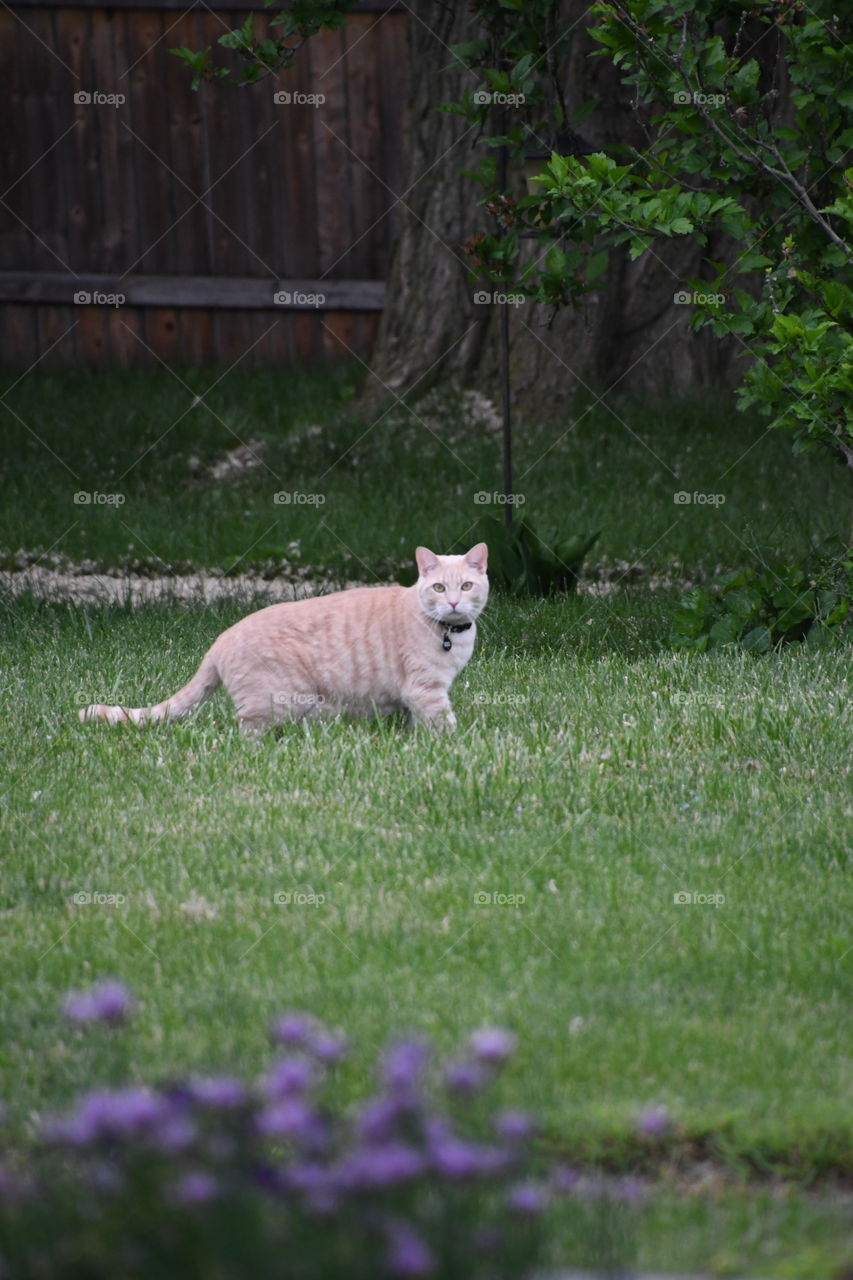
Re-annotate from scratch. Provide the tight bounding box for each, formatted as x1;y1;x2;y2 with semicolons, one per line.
0;368;851;1276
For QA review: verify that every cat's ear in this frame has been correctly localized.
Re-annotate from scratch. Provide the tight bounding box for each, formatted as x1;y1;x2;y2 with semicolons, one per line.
464;542;488;573
415;546;439;576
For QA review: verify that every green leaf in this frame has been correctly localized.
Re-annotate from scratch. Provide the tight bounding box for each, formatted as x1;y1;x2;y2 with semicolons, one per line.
742;625;772;653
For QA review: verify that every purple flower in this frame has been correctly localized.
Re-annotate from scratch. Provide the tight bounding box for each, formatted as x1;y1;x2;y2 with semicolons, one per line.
356;1096;406;1145
386;1222;434;1278
310;1031;348;1064
154;1113;196;1154
263;1056;317;1099
494;1109;535;1141
270;1012;312;1046
552;1164;582;1194
171;1170;219;1206
188;1076;247;1110
336;1143;425;1191
469;1026;517;1064
634;1104;672;1137
506;1181;549;1215
62;979;133;1026
428;1127;506;1181
55;1087;166;1146
616;1175;647;1205
381;1039;430;1096
444;1060;487;1095
256;1099;321;1144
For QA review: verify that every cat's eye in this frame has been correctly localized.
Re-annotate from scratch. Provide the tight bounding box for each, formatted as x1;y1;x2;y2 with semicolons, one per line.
433;583;446;593
461;581;473;591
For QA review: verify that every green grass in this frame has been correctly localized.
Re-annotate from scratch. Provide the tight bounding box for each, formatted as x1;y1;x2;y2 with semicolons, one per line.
1;369;852;1275
0;366;848;575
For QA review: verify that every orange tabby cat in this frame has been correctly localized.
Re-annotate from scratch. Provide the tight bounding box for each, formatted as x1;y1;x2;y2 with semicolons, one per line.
79;544;488;734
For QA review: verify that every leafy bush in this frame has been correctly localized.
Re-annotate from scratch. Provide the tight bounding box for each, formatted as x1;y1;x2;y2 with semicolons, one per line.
0;982;639;1280
669;544;853;653
453;516;599;597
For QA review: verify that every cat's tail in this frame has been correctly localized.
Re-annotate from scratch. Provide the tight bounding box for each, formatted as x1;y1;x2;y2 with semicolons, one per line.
79;653;221;727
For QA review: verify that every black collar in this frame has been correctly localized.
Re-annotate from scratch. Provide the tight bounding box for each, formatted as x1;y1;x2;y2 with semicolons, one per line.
438;620;472;650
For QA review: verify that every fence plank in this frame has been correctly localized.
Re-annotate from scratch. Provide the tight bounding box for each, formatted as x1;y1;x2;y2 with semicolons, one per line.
0;272;386;309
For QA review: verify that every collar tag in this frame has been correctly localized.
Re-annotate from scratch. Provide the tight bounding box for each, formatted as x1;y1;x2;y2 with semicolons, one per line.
440;622;471;651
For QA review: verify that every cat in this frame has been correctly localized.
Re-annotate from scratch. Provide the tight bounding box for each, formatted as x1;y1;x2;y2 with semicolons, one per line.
79;543;488;735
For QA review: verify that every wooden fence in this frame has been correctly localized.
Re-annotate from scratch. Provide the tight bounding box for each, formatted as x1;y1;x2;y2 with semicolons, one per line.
0;0;407;368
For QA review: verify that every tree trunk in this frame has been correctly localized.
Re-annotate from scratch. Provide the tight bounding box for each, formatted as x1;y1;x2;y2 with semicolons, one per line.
357;1;490;411
360;0;745;420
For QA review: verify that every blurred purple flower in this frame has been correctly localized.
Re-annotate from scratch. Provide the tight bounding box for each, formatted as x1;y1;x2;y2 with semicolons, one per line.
386;1221;434;1278
494;1109;535;1141
506;1181;549;1215
469;1027;517;1064
616;1175;648;1205
552;1164;582;1194
336;1142;425;1192
430;1132;506;1181
444;1060;486;1095
62;979;133;1026
270;1012;312;1046
154;1113;196;1154
382;1039;429;1097
310;1031;348;1064
256;1099;322;1145
55;1087;166;1146
635;1104;672;1137
188;1076;247;1110
357;1096;406;1145
171;1170;219;1206
263;1056;317;1099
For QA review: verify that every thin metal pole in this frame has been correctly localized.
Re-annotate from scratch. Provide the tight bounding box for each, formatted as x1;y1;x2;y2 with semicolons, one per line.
497;107;512;529
500;299;512;527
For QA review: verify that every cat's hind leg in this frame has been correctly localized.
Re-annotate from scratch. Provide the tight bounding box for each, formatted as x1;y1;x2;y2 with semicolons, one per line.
234;686;325;736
